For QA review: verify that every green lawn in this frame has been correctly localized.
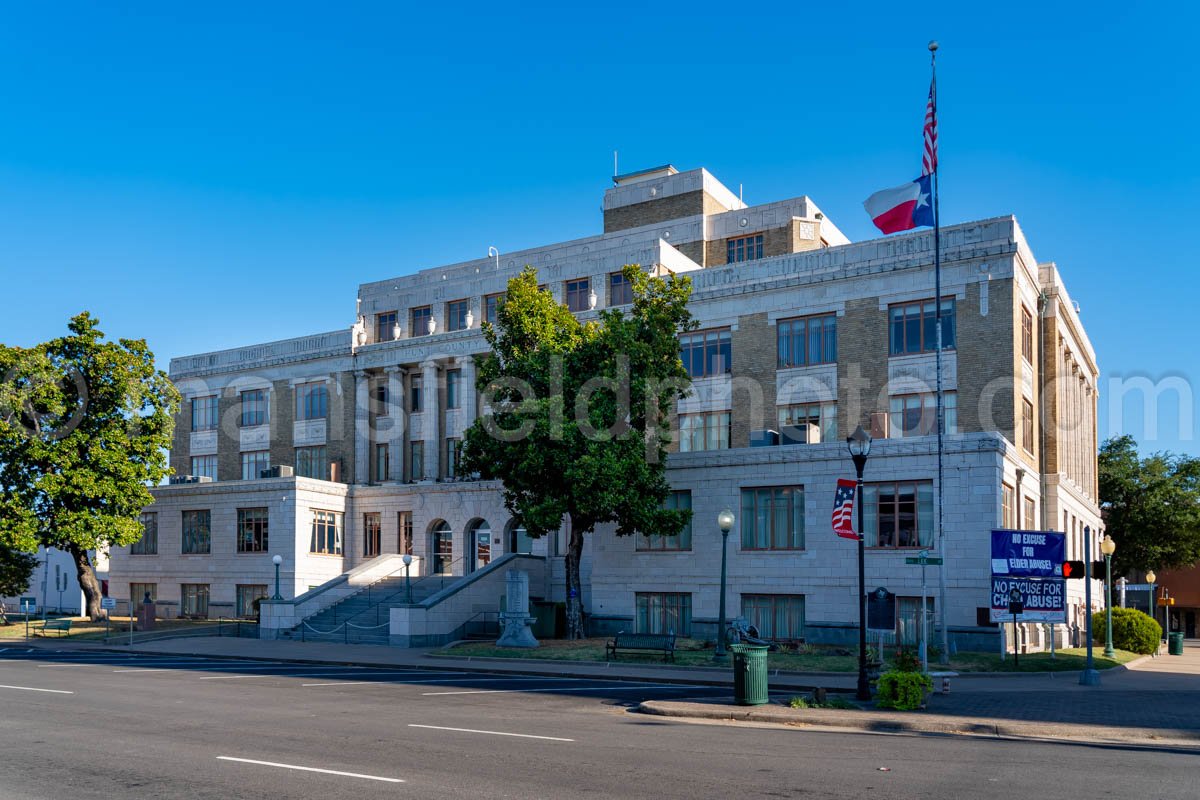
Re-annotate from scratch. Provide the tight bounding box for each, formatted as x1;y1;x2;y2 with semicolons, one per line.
0;617;229;641
437;639;1143;673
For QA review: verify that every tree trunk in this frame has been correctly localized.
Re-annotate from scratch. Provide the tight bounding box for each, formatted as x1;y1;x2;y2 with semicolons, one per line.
67;544;103;621
565;524;586;640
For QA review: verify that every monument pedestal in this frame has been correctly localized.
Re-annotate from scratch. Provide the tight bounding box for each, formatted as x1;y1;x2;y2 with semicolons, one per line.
496;569;539;648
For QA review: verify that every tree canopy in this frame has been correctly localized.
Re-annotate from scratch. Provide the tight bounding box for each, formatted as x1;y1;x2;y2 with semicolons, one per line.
0;313;179;618
460;265;695;638
1099;435;1200;576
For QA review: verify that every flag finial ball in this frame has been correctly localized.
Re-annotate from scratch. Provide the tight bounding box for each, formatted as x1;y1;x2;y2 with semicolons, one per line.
928;40;939;52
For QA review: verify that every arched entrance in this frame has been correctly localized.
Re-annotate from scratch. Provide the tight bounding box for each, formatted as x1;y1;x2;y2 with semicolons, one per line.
429;520;452;575
507;520;534;555
467;519;492;572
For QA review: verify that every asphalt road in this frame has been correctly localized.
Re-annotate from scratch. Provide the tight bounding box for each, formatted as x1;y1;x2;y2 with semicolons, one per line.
0;648;1195;800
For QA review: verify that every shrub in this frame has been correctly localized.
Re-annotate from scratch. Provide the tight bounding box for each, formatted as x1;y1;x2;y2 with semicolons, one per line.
875;670;933;710
1091;607;1161;655
891;648;922;672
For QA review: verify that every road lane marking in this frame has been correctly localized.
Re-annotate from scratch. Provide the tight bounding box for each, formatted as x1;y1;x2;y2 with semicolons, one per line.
216;756;403;783
408;724;574;742
302;676;568;687
422;683;694;696
200;668;467;681
0;684;74;695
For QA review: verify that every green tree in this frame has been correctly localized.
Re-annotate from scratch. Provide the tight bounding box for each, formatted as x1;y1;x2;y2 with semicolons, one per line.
0;313;179;620
0;545;39;624
1099;435;1200;576
460;265;694;638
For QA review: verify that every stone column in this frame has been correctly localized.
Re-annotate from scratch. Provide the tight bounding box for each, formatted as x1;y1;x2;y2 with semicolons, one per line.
385;366;405;482
353;370;370;484
460;356;477;428
421;359;440;481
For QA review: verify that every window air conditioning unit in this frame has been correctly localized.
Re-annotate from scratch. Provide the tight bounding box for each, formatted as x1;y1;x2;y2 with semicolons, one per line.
168;475;213;485
750;429;780;447
780;424;820;445
261;465;294;479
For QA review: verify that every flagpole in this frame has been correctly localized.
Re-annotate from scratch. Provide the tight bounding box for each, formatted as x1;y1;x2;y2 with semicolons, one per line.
929;39;950;665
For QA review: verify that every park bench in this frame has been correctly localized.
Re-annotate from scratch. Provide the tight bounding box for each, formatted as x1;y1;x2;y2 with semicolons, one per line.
605;631;676;663
34;619;73;637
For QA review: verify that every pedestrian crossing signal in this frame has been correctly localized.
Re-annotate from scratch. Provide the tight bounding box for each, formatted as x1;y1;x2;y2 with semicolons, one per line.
1062;560;1086;579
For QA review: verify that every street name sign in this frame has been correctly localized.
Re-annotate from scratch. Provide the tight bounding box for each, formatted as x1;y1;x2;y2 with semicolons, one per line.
905;553;943;566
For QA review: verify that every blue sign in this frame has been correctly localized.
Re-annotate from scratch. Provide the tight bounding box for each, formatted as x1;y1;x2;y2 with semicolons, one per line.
990;576;1067;623
990;529;1065;578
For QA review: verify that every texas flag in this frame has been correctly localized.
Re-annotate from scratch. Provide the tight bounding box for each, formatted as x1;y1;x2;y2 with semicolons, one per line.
862;174;934;235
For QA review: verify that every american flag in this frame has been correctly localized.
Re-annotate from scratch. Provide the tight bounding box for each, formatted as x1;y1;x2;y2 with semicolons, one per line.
832;479;860;540
921;78;938;176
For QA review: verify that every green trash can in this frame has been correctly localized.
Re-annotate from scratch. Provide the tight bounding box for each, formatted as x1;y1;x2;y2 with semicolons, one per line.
730;644;770;706
1169;632;1184;656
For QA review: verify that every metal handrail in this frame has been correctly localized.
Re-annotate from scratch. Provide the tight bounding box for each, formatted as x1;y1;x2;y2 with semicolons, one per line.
336;552;477;628
321;556;425;625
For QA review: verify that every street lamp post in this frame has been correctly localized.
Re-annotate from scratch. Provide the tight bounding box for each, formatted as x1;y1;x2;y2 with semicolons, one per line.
402;554;414;604
1100;535;1117;659
271;554;283;600
847;425;872;702
713;509;736;663
1146;570;1157;656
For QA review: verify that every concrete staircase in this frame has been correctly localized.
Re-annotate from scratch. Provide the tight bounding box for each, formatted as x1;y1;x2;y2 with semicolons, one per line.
277;572;456;645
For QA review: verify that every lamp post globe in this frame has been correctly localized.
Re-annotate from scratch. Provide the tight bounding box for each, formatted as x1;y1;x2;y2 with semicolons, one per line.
271;554;283;600
713;509;735;662
402;553;414;604
1100;535;1117;658
846;424;872;701
1146;569;1158;651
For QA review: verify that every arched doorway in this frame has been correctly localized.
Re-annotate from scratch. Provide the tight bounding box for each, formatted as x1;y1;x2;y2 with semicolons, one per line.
467;519;492;572
429;520;453;575
507;520;534;555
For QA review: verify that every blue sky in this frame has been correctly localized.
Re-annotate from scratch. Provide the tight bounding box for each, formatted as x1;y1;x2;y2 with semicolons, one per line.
2;1;1196;454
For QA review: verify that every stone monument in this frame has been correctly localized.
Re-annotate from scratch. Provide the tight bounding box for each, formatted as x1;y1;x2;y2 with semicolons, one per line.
496;569;539;648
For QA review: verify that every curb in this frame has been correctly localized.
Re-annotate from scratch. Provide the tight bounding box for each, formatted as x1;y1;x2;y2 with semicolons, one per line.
637;699;1200;748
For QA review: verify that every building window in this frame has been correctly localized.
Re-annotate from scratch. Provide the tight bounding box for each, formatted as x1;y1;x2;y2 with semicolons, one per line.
484;293;503;326
376;310;398;343
190;455;217;480
741;487;805;550
374;443;389;482
1021;306;1034;364
889;298;956;355
778;403;837;442
446;369;461;409
411;305;432;337
609;271;633;306
635;592;692;636
864;482;934;548
1023;497;1037;531
897;596;935;647
240;389;268;427
363;512;382;557
373;383;389;417
181;584;210;618
310;510;343;555
1002;483;1016;529
679;328;732;378
742;595;805;641
295;446;328;480
431;521;453;574
130;582;156;613
777;314;837;368
410;441;424;481
888;392;957;438
446;299;469;332
410;374;423;412
131;512;157;555
679;412;730;452
565;278;591;312
727;233;764;263
241;450;270;481
236;585;268;618
190;395;218;432
445;438;462;479
637;491;692;551
399;511;413;555
236;508;269;553
296;382;328;421
182;510;211;554
1022;398;1035;453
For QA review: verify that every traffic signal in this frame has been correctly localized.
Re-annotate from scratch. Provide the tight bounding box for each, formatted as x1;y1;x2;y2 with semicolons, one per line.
1062;560;1086;579
1092;561;1108;579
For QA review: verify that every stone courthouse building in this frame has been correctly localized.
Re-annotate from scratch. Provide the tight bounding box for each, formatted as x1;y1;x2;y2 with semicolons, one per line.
108;165;1103;651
